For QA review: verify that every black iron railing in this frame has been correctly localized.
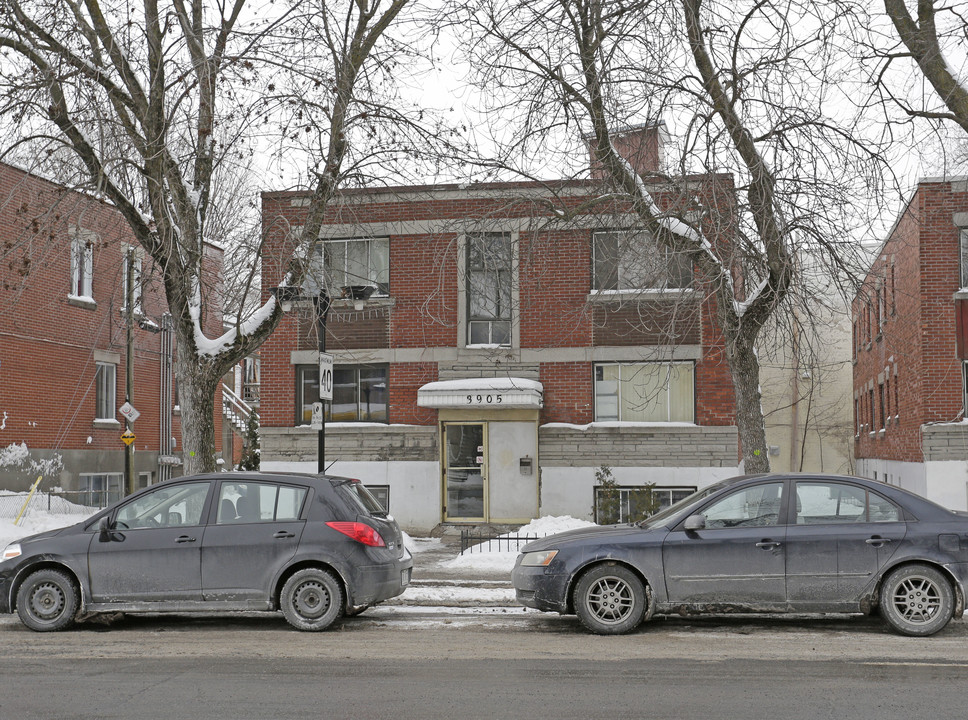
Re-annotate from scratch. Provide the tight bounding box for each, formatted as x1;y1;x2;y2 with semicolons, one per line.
459;529;540;555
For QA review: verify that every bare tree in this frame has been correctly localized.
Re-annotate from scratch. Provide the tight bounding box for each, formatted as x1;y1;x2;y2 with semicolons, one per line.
881;0;968;132
457;0;884;471
0;0;440;472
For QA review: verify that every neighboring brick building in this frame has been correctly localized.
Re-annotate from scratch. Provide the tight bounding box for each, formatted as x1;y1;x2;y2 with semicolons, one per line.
260;128;741;532
853;176;968;510
0;162;224;501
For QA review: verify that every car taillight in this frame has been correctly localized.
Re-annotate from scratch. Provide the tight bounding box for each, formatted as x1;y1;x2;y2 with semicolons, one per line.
326;521;386;547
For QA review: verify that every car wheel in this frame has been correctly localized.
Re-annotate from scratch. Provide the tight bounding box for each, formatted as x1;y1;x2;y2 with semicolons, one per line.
16;569;80;632
573;564;647;635
880;564;955;637
280;568;344;631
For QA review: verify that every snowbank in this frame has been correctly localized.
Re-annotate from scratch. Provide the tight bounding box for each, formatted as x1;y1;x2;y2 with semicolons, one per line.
441;516;595;574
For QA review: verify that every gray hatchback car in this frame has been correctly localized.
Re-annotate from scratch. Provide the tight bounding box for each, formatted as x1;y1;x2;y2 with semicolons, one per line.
513;473;968;636
0;472;412;631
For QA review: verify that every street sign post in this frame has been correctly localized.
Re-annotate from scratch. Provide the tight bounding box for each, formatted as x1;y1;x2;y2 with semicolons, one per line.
318;352;334;401
119;401;140;423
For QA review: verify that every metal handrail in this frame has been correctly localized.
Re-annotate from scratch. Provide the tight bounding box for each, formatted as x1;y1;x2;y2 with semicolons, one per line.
222;384;257;428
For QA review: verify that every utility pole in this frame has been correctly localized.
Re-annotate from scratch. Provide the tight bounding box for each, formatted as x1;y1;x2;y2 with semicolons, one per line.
124;249;135;495
314;291;332;474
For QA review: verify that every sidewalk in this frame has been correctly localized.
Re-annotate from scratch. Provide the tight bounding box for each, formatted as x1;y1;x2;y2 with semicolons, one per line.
389;533;518;608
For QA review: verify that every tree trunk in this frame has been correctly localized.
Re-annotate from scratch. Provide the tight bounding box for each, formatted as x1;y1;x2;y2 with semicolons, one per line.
728;329;770;474
175;353;220;475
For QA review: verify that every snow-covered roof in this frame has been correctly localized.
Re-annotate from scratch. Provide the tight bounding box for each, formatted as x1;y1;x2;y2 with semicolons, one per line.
417;378;543;409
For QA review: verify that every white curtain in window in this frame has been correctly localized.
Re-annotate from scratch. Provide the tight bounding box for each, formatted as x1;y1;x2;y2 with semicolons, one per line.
596;362;695;422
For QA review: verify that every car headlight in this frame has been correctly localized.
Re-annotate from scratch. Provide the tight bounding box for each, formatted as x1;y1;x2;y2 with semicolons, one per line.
520;549;558;567
1;543;22;562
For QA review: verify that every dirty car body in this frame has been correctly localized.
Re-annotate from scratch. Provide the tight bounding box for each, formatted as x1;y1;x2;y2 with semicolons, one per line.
0;472;412;632
513;473;968;636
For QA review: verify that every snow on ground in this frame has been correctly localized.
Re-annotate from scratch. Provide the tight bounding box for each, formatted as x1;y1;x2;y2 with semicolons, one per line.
440;515;595;574
0;512;89;549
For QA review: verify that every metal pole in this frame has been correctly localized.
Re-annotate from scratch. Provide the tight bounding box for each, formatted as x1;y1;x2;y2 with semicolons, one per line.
315;291;331;474
124;250;135;495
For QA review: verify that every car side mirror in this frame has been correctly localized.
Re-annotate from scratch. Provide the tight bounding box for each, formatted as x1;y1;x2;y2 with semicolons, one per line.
683;514;706;532
98;516;112;542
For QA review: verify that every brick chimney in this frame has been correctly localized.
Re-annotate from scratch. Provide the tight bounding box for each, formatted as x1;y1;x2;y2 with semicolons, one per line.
588;122;666;179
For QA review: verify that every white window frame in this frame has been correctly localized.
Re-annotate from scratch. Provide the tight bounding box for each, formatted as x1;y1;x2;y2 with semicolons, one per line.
594;485;696;524
79;472;124;508
466;231;513;347
95;361;117;422
310;237;390;297
961;230;968;288
70;227;95;299
594;361;695;423
122;246;144;314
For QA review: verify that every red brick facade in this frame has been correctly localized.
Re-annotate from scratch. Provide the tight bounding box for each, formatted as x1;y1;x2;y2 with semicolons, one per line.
260;179;737;433
853;179;968;464
0;162;223;492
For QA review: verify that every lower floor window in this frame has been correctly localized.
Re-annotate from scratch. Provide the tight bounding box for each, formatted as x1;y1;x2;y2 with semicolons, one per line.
367;485;390;513
296;364;388;423
79;473;124;508
594;362;695;422
594;485;696;524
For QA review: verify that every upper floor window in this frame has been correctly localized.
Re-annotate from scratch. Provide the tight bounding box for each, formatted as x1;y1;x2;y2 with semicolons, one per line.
295;363;388;424
122;247;143;313
311;237;389;297
961;230;968;288
95;361;116;421
592;230;692;291
594;362;695;423
70;228;95;299
467;232;512;346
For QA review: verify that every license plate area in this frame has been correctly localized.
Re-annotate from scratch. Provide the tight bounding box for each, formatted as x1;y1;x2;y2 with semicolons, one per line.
401;567;412;586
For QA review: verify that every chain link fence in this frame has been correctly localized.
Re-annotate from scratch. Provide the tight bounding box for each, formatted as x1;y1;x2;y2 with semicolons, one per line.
0;490;111;521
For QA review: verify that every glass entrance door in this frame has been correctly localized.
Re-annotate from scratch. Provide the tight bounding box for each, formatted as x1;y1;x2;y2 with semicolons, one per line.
443;423;486;521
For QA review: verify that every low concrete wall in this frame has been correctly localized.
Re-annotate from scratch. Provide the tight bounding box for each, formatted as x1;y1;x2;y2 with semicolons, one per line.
539;423;738;467
922;423;968;462
260;424;437;464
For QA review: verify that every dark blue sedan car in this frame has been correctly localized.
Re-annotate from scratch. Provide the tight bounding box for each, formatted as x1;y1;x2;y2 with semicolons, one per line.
1;472;412;632
513;473;968;636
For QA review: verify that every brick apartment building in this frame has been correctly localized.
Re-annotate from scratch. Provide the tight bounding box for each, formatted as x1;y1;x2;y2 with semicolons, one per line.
854;176;968;510
0;162;224;501
259;128;742;532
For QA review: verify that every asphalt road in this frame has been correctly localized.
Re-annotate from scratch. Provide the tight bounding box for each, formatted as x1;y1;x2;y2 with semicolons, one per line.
2;609;968;719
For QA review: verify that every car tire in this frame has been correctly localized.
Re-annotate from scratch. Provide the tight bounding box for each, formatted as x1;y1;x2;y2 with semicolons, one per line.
880;564;955;637
16;568;80;632
573;563;647;635
280;568;344;631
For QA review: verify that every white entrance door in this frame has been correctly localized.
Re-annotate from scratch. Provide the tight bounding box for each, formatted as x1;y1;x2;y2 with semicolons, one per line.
443;423;486;522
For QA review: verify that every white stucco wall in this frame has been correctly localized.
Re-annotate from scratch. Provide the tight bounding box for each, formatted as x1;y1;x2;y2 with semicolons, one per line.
539;465;739;520
855;457;968;511
260;459;441;534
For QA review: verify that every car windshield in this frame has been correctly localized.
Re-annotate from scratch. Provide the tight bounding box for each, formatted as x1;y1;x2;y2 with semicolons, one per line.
636;480;733;529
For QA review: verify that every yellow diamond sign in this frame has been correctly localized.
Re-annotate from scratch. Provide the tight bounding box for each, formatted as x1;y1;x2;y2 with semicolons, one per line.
121;430;136;446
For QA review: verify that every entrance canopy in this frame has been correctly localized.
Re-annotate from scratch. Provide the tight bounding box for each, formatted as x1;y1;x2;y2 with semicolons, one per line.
417;378;543;409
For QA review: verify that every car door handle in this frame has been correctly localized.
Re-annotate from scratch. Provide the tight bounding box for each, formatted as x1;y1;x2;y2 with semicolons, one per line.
175;535;197;543
866;537;892;547
273;531;296;539
755;541;781;549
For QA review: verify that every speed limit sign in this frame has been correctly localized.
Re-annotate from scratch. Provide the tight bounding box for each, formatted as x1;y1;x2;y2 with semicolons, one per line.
318;352;334;401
